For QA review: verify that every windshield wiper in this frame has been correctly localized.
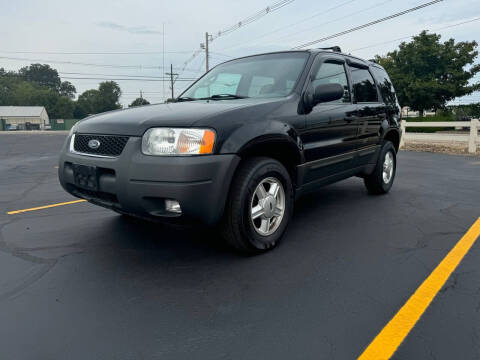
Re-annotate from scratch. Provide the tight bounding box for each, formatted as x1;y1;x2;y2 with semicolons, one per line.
176;96;197;102
203;94;249;100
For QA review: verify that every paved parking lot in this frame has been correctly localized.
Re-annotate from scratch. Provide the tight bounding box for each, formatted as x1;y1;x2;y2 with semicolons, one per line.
1;132;479;359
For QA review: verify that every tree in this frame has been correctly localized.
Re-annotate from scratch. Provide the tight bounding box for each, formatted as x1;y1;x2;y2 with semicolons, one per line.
74;81;122;118
75;89;101;119
17;63;77;99
18;63;61;91
59;81;76;98
97;81;122;113
52;96;75;119
1;64;123;119
376;31;480;115
129;97;150;107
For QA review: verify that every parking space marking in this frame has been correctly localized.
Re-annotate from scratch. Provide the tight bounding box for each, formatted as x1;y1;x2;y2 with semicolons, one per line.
7;199;87;215
358;217;480;360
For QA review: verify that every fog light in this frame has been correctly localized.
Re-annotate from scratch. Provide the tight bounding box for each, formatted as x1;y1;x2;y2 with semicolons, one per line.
165;199;182;214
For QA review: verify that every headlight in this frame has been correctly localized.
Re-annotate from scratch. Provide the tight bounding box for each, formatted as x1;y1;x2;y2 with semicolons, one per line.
142;128;216;156
69;122;79;136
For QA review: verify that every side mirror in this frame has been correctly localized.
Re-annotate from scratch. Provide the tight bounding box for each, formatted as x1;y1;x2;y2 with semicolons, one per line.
312;83;344;105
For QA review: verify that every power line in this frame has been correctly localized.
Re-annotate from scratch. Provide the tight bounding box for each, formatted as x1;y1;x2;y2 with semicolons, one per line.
61;76;195;82
121;93;178;96
292;0;445;49
0;55;199;72
351;16;480;52
0;50;195;55
191;58;207;79
209;51;235;58
277;0;394;44
178;49;204;75
177;58;205;94
58;71;196;80
210;0;296;41
209;55;230;62
178;0;295;77
122;91;166;94
220;0;358;51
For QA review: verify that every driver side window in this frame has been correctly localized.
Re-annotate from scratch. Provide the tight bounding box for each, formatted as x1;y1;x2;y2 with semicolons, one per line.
312;62;351;103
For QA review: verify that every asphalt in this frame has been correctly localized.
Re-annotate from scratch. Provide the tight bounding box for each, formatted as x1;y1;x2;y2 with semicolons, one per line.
0;132;479;360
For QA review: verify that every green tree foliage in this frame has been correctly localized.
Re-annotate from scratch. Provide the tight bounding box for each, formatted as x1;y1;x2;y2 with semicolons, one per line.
0;69;75;119
129;97;150;107
97;81;122;112
74;89;101;119
0;65;123;119
59;81;76;98
376;31;480;114
74;81;122;118
19;63;61;90
52;96;76;119
18;64;77;98
448;103;480;119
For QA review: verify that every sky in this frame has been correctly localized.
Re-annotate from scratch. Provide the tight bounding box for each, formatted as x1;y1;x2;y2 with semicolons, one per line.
0;0;479;107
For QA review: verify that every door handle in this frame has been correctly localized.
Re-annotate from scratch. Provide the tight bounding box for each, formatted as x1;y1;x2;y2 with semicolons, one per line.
344;116;355;123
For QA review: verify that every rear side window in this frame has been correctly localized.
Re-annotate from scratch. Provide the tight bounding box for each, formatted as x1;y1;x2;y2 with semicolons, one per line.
371;67;397;106
350;67;378;103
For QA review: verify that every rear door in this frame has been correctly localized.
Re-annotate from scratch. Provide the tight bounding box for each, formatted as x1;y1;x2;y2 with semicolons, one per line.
300;55;358;182
370;65;401;122
348;62;385;165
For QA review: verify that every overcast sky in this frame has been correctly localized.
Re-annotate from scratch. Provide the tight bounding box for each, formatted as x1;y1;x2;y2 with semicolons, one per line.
0;0;479;106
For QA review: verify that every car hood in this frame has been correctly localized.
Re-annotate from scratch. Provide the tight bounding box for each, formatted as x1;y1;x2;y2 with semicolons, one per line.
74;101;259;136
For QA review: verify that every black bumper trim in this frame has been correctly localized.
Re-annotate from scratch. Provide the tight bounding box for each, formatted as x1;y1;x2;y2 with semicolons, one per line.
59;136;240;225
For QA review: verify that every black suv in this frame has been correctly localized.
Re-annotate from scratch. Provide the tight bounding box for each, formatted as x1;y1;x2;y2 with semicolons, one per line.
58;48;401;253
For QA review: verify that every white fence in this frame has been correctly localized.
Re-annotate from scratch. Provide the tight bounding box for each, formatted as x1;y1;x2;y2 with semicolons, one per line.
399;119;479;154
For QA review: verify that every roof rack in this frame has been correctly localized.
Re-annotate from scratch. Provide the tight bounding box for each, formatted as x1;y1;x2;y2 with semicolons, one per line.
317;46;342;52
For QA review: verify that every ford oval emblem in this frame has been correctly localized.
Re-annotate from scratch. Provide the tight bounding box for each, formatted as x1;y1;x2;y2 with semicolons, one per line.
88;139;101;150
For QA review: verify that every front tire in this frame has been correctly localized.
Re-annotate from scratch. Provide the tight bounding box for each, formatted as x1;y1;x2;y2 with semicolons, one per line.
221;157;294;254
364;141;397;194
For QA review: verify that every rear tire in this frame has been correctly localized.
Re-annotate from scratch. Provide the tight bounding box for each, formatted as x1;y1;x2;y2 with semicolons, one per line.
221;157;294;254
363;141;396;195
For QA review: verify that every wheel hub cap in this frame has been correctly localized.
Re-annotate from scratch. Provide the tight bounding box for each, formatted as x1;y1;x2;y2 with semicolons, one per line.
250;177;285;236
382;151;394;184
261;196;277;218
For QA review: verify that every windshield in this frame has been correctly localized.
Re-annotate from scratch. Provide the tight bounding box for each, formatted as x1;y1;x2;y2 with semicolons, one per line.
180;52;309;100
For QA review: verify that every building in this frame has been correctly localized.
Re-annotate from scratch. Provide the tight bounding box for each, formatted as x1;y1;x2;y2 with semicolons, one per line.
0;106;49;130
401;106;436;118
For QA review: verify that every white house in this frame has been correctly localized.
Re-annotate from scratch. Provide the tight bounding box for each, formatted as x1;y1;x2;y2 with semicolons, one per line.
0;106;49;130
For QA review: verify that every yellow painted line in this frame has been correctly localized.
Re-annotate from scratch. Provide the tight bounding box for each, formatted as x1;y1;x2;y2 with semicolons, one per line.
7;199;87;215
359;217;480;360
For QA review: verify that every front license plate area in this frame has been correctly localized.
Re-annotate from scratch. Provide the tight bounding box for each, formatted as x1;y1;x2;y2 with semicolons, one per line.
73;164;98;191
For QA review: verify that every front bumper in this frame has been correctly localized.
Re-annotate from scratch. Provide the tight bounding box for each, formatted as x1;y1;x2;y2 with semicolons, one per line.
58;135;240;225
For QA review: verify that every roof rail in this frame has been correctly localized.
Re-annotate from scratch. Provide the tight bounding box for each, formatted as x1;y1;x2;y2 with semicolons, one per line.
317;46;342;52
368;58;378;64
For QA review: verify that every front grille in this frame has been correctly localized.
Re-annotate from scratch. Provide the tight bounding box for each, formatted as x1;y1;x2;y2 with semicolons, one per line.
74;134;129;156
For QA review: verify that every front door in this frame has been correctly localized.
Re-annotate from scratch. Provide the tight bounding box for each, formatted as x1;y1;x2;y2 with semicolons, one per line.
300;58;358;183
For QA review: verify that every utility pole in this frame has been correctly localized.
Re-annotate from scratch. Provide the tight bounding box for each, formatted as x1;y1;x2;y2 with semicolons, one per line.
205;32;209;72
162;23;165;102
165;64;178;100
